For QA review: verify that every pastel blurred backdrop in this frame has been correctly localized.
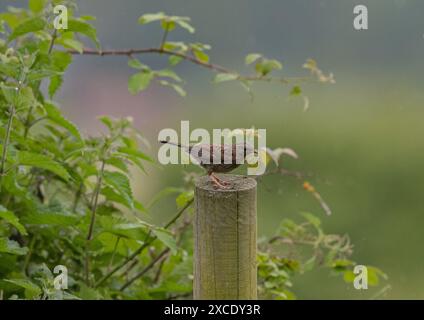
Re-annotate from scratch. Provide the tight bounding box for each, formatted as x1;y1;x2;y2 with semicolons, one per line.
3;0;423;299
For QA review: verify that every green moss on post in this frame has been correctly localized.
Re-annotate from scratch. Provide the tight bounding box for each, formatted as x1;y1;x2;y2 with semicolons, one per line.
194;175;257;300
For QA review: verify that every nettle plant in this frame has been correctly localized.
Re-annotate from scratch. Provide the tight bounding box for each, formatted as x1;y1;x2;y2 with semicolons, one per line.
0;1;386;300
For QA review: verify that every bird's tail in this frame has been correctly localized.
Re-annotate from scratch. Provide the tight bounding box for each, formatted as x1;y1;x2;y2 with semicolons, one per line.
159;140;184;148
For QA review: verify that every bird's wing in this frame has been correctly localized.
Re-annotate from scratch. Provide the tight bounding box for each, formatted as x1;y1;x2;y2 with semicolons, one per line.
189;144;212;164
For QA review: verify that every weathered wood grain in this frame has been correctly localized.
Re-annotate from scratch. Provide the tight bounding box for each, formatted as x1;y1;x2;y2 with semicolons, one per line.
194;175;257;299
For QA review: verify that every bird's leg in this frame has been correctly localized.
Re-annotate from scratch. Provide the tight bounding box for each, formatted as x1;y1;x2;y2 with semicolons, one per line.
208;172;228;188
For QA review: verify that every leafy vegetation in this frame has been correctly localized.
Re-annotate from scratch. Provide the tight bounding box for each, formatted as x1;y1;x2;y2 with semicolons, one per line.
0;1;386;299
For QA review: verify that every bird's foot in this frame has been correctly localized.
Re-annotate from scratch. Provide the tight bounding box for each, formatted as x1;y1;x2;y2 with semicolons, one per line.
219;180;231;186
212;181;230;189
209;174;230;189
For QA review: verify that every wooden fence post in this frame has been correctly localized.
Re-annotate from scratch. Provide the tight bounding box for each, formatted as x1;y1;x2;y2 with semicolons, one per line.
194;174;257;299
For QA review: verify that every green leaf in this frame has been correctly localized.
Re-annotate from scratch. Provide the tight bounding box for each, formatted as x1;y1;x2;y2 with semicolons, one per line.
101;186;132;209
0;82;18;104
115;154;145;173
58;38;84;53
161;20;176;32
267;59;283;70
106;157;129;173
17;151;71;181
80;15;96;21
175;20;195;33
155;69;181;82
331;259;355;271
163;41;188;51
0;12;20;29
272;289;296;300
138;13;194;33
279;218;298;232
367;266;388;286
98;115;114;130
51;51;73;71
255;59;282;76
128;71;153;95
176;191;194;208
78;283;104;300
0;60;18;78
245;53;262;65
8;17;46;42
98;216;149;240
343;270;356;283
290;85;302;96
17;86;36;109
152;228;177;254
0;206;27;235
103;171;134;209
213;73;239;83
44;102;82;141
134;200;147;213
150;281;192;294
138;12;166;25
0;238;28;255
67;19;100;49
169;55;183;66
193;49;209;63
117;147;153;162
48;75;63;98
300;212;321;228
22;211;78;226
4;279;42;299
190;42;211;51
128;59;147;70
27;69;62;82
29;0;46;13
159;80;186;97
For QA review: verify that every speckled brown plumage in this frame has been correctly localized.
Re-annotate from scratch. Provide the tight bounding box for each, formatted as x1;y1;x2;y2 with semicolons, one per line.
160;140;255;188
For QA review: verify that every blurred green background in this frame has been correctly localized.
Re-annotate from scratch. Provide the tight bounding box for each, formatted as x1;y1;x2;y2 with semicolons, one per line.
5;0;424;299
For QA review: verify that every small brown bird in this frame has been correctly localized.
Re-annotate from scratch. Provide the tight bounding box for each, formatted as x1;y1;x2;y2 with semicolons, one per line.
160;140;256;188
